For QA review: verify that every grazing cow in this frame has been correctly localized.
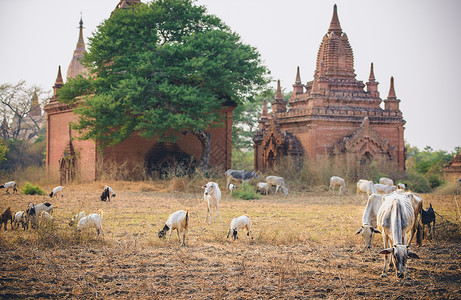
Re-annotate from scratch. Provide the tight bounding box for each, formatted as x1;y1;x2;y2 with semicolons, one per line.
0;181;18;194
225;169;259;189
0;207;13;230
421;203;435;240
158;210;189;246
402;192;424;247
227;215;252;240
377;192;420;279
374;183;397;194
379;177;394;186
100;186;115;202
329;176;349;196
201;182;222;224
357;179;377;198
265;176;288;196
356;194;383;250
77;210;104;237
49;186;64;198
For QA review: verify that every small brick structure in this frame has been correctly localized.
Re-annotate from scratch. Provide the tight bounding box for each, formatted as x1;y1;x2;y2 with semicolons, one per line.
445;154;461;179
44;2;233;183
254;5;406;173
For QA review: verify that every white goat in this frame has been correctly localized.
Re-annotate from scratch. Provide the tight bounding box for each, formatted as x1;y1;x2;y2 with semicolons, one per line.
69;211;86;226
158;210;189;246
0;181;18;194
39;211;53;228
379;177;394;186
77;210;104;237
265;176;288;196
356;194;383;250
329;176;349;195
227;215;252;240
27;202;54;228
13;211;28;230
49;186;64;198
356;179;377;198
374;183;397;194
228;183;237;194
256;182;270;195
202;182;222;224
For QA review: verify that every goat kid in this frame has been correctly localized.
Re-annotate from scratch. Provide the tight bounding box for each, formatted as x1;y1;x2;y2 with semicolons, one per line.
227;215;252;240
69;211;86;226
49;186;64;198
0;207;13;230
100;186;116;202
13;211;28;230
0;181;18;194
77;210;104;237
158;210;189;246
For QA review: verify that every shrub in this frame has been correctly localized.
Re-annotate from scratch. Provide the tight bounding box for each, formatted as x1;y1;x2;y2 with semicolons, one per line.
231;183;260;200
21;182;46;195
405;173;431;193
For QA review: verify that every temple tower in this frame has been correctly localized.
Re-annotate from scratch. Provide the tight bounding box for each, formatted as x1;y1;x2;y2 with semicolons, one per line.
254;4;406;173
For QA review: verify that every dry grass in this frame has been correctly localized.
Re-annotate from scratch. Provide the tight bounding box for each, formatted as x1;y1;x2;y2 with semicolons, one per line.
0;182;460;298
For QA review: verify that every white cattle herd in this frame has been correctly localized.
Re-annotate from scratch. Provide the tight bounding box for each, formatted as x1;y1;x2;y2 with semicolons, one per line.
0;173;437;279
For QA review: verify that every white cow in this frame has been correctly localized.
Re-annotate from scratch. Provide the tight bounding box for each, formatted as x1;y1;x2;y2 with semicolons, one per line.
356;194;383;249
374;183;397;194
329;176;349;196
265;176;288;196
356;179;377;198
377;192;420;278
379;177;394;186
201;182;222;224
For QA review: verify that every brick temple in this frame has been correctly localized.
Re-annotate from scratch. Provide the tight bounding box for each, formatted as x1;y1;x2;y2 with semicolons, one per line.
44;0;233;183
254;5;406;172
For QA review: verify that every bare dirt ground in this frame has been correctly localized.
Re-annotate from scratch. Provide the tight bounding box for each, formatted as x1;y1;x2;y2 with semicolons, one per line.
0;181;460;299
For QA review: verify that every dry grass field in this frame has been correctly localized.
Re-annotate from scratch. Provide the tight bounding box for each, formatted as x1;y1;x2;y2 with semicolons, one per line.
0;180;460;299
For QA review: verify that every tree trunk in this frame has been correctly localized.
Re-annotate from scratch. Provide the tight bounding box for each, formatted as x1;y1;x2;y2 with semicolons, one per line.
193;130;211;170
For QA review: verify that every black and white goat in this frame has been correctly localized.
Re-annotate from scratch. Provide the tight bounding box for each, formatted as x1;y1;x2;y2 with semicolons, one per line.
49;186;64;198
227;215;252;240
158;210;189;246
100;186;115;202
0;181;18;194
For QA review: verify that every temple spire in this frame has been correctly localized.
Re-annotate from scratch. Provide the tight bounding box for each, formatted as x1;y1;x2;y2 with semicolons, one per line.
292;66;304;95
275;80;283;100
328;4;342;35
67;17;88;80
261;100;268;119
51;66;64;102
29;89;41;117
387;76;396;99
368;62;375;82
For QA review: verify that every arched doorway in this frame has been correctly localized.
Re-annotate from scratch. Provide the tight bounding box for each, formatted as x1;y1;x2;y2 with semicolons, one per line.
59;141;76;185
145;142;196;179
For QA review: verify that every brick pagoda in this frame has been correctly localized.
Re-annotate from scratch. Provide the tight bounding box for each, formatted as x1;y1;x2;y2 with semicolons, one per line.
254;5;406;172
44;1;233;183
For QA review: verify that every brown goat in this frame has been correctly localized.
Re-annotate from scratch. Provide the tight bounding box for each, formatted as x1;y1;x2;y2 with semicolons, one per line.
0;207;13;230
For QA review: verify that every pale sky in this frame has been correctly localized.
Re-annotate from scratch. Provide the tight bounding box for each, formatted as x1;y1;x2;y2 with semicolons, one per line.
1;0;460;152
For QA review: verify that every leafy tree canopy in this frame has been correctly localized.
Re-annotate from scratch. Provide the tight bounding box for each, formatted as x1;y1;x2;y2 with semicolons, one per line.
59;0;269;150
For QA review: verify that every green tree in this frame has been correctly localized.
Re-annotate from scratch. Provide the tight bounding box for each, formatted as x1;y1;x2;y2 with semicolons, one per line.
59;0;269;169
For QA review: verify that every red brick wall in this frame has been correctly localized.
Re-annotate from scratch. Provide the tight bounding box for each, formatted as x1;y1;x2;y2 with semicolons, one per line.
46;109;97;182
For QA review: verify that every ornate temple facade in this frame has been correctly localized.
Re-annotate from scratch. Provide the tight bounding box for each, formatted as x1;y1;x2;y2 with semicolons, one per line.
254;5;406;172
44;0;233;183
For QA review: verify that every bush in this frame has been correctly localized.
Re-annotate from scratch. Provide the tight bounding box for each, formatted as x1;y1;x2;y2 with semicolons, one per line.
405;173;431;193
231;183;260;200
21;182;46;195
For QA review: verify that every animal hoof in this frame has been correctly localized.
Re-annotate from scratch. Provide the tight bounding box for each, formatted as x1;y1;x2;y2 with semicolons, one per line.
381;273;387;278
